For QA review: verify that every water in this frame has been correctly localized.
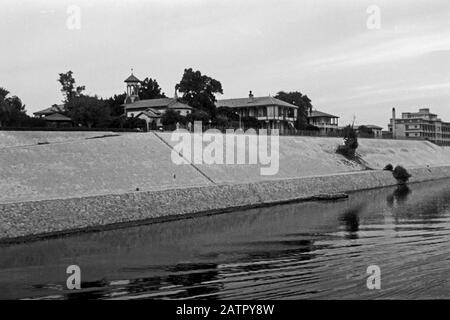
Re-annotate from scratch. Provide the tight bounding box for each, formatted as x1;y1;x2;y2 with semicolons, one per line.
0;179;449;300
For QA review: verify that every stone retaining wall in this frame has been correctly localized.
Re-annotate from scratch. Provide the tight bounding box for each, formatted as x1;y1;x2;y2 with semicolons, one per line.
1;165;450;243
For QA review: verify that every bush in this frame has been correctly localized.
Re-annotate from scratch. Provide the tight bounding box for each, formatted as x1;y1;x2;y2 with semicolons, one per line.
384;164;394;171
392;165;411;184
241;116;259;129
336;125;358;159
186;109;210;124
214;114;229;127
336;144;356;158
161;109;185;126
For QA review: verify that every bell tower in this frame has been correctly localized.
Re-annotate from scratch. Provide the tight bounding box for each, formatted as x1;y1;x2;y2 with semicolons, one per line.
124;69;141;104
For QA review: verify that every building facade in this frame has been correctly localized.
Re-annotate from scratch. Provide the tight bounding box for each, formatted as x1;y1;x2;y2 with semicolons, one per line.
356;125;383;138
122;72;193;130
388;108;450;146
307;110;339;134
216;91;298;133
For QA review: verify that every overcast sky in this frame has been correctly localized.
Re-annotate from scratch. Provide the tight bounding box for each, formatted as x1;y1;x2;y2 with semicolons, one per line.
1;0;450;127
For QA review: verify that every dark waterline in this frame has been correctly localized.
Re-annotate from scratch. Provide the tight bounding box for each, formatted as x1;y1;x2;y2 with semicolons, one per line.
0;179;450;300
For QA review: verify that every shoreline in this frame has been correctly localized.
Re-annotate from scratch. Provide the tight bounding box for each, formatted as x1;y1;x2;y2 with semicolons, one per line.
2;165;450;244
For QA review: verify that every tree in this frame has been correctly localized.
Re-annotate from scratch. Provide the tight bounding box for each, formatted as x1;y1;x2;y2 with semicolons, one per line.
336;125;359;158
161;109;184;126
66;95;110;128
106;93;127;117
0;87;27;127
275;91;312;129
0;87;9;100
342;125;359;149
392;166;411;185
138;77;166;100
216;106;239;121
58;71;85;102
215;107;240;128
176;68;223;118
186;109;211;123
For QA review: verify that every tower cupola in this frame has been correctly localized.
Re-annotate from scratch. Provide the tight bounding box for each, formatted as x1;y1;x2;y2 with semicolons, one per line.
124;69;141;104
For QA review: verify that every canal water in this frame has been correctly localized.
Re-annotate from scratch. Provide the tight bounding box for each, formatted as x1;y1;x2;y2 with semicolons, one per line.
0;179;449;300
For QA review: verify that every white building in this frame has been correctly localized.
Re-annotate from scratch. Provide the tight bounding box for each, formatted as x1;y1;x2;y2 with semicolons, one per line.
122;72;192;130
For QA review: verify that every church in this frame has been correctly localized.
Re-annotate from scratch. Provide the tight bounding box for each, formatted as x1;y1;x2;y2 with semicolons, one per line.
122;72;192;131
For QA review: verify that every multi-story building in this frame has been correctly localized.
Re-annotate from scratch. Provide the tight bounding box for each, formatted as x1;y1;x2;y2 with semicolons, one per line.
307;110;340;134
388;108;450;146
216;91;298;133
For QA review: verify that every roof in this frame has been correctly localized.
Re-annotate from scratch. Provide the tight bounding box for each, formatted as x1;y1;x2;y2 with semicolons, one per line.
123;98;192;110
34;104;66;116
217;96;298;109
309;110;339;118
358;125;383;130
167;101;193;110
124;73;141;83
136;109;162;118
43;113;72;122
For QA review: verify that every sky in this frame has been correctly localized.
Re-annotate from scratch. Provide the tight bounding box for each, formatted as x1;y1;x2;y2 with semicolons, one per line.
1;0;450;128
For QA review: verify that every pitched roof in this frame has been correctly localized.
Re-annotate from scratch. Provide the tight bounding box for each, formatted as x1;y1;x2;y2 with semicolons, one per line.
309;110;339;118
34;104;66;116
167;101;193;110
217;96;298;109
44;113;72;121
136;109;162;118
123;98;192;110
124;74;141;83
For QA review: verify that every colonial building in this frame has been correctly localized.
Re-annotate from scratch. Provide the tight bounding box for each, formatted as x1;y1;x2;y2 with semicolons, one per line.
388;108;450;146
307;110;339;134
122;72;192;130
216;91;298;133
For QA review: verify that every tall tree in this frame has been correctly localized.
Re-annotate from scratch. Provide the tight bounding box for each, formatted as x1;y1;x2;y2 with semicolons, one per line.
138;77;166;100
66;95;110;128
275;91;313;129
58;71;85;102
176;68;223;118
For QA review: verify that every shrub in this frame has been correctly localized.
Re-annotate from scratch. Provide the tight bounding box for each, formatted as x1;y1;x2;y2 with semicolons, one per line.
336;144;356;158
336;125;358;159
241;116;259;129
186;109;210;123
161;109;183;126
392;165;411;184
384;164;394;171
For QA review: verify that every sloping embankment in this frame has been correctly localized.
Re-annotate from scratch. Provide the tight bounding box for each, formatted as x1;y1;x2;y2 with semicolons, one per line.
1;132;450;242
0;131;118;149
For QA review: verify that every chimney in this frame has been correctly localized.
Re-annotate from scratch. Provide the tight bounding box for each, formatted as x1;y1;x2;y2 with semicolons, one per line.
392;107;396;139
249;90;254;99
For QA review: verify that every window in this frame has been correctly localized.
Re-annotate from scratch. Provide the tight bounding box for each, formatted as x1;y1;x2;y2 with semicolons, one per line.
274;106;279;117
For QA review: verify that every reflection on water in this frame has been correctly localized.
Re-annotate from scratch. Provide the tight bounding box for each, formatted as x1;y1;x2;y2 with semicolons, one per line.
0;179;450;300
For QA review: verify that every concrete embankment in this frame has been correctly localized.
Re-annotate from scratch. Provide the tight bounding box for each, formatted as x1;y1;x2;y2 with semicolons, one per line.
1;131;450;242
